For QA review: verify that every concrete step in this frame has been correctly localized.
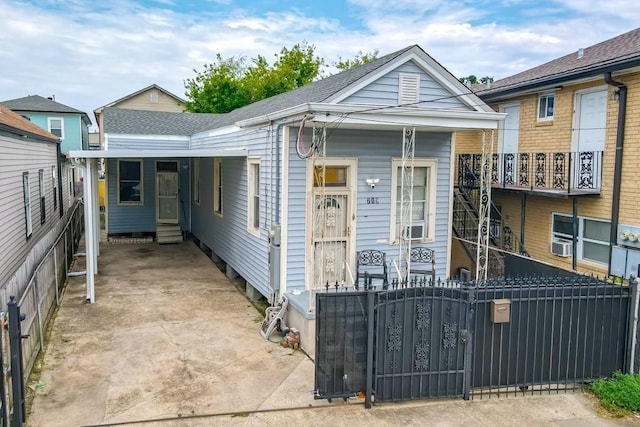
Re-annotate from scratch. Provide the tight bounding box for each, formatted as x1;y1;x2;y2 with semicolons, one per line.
156;224;182;244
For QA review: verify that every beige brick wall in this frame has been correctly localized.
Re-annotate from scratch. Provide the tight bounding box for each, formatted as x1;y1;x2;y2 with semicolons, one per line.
454;69;640;277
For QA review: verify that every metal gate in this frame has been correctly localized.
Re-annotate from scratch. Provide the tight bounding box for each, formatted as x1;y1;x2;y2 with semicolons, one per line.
315;276;637;405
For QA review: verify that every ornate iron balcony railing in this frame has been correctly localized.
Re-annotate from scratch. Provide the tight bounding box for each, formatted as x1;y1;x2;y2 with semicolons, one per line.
458;151;603;194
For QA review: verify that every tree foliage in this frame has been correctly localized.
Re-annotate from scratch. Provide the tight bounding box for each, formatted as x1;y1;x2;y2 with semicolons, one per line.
459;75;494;87
334;50;379;72
184;42;324;113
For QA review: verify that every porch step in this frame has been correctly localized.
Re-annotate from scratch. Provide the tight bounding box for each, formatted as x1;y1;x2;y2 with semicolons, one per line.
156;224;183;244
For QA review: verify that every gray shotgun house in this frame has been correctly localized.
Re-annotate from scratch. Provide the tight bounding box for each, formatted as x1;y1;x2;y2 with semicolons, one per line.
70;45;503;351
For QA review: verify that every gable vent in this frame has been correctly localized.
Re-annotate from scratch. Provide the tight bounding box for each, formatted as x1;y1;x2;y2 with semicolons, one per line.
398;73;420;107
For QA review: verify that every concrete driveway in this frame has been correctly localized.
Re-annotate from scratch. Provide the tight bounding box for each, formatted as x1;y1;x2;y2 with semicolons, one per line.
28;241;319;426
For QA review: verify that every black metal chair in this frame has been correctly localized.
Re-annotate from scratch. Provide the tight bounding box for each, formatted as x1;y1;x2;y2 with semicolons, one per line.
356;249;388;289
409;247;436;284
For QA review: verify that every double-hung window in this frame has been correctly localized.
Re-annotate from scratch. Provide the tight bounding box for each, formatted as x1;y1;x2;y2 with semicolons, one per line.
247;158;260;234
213;158;223;216
48;117;64;139
23;172;32;237
552;213;610;264
390;158;437;243
51;166;58;211
118;160;143;204
537;93;555;121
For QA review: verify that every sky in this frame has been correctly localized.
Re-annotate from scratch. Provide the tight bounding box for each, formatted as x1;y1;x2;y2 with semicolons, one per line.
1;0;638;127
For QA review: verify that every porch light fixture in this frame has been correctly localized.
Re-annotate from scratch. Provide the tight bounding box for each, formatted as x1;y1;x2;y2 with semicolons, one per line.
366;178;379;189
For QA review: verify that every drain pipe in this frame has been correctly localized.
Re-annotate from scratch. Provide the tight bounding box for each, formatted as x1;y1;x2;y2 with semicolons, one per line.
604;72;627;276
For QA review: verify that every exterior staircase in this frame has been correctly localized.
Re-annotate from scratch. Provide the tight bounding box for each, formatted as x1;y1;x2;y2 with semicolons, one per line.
156;223;183;244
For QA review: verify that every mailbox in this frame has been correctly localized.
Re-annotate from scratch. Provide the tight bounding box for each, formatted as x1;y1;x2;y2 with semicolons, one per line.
491;299;511;323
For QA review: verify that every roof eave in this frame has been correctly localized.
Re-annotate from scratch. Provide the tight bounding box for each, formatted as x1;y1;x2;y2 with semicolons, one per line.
0;123;60;144
480;56;640;103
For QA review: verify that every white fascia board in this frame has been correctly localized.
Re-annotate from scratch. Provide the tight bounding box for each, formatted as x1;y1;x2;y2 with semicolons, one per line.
235;104;313;128
69;147;247;159
190;124;242;140
105;133;190;142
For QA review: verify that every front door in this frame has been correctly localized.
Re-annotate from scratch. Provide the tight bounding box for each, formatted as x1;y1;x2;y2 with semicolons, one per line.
498;104;520;184
156;161;179;224
574;88;607;189
309;160;356;289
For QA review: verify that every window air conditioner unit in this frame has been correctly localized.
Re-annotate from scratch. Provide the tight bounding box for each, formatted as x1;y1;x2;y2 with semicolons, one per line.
551;240;572;257
403;224;425;241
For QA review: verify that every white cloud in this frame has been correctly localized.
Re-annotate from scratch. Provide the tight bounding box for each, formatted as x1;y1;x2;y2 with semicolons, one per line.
0;0;637;123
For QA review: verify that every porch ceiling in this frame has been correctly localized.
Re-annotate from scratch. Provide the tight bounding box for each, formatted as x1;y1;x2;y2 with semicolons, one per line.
68;147;247;159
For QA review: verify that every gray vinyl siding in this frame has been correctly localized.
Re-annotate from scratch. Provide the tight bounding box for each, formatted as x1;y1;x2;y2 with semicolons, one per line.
0;134;62;288
190;128;273;297
106;158;190;233
343;61;469;109
107;135;190;150
285;128;452;292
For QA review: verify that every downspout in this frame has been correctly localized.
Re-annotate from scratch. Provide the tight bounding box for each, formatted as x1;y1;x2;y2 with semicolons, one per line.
604;72;627;276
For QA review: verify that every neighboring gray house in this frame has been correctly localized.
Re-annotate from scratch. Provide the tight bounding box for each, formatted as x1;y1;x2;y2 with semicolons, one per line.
71;45;503;352
0;103;75;305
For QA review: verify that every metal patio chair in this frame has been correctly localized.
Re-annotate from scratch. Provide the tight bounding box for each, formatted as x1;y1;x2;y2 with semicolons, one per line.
355;249;388;289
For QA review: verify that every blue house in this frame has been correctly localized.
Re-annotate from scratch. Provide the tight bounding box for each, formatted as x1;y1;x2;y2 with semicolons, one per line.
71;45;503;352
2;95;92;154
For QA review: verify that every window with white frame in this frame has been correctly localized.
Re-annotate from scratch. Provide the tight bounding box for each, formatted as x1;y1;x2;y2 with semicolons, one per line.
51;166;57;211
552;213;610;264
213;158;223;216
390;158;437;243
48;117;64;139
117;160;143;204
247;158;260;233
39;169;45;224
193;158;200;205
537;93;555;120
23;172;32;237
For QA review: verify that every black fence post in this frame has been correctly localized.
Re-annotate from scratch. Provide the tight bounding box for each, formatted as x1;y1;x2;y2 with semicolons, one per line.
462;287;475;400
8;296;26;427
365;288;375;409
626;277;640;374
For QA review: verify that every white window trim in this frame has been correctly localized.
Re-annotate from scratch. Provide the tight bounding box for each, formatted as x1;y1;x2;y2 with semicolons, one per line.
551;213;610;265
51;165;57;210
117;159;144;205
247;157;260;236
23;172;32;237
398;73;421;107
48;117;64;139
389;158;437;244
193;158;201;205
39;168;45;224
213;158;223;217
537;92;555;122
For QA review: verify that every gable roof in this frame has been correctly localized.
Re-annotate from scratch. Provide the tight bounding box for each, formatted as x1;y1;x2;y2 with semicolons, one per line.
103;107;220;135
478;27;640;101
103;44;497;136
0;103;60;143
1;95;92;125
99;84;186;109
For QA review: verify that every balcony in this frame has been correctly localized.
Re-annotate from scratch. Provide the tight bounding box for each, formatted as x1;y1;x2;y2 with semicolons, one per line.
458;151;603;197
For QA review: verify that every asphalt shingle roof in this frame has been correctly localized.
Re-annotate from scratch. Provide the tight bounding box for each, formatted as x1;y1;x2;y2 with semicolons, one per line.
2;95;92;125
103;108;221;135
0;103;60;142
476;27;640;99
103;45;418;135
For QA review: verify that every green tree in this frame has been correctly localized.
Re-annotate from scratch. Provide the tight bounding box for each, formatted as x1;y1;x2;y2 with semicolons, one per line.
334;50;379;71
184;42;324;113
459;75;478;85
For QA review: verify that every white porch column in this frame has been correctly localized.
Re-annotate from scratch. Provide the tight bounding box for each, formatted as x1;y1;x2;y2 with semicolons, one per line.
84;159;96;303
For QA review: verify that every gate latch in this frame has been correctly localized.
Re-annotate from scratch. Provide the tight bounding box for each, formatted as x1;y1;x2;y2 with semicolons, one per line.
459;329;469;343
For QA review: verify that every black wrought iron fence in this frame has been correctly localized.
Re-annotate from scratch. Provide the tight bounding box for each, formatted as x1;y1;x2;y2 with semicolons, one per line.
315;274;637;406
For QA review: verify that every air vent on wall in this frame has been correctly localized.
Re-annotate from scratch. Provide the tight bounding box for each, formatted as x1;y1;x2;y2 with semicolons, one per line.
398;73;420;107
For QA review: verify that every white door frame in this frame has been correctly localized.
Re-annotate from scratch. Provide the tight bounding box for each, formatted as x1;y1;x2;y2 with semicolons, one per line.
155;160;179;224
571;86;608;189
304;157;358;290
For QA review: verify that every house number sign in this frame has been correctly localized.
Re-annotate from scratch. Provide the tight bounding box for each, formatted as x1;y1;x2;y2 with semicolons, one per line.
366;197;380;205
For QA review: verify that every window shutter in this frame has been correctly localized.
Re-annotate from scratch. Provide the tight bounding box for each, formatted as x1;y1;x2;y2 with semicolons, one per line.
398;73;420;107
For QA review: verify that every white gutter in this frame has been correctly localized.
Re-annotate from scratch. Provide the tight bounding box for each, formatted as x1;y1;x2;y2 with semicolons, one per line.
235;102;505;128
69;147;247;159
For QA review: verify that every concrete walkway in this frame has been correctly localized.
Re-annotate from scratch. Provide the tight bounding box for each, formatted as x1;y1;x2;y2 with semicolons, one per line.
27;241;636;426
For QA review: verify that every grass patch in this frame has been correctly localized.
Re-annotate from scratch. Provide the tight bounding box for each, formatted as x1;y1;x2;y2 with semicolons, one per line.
591;372;640;416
